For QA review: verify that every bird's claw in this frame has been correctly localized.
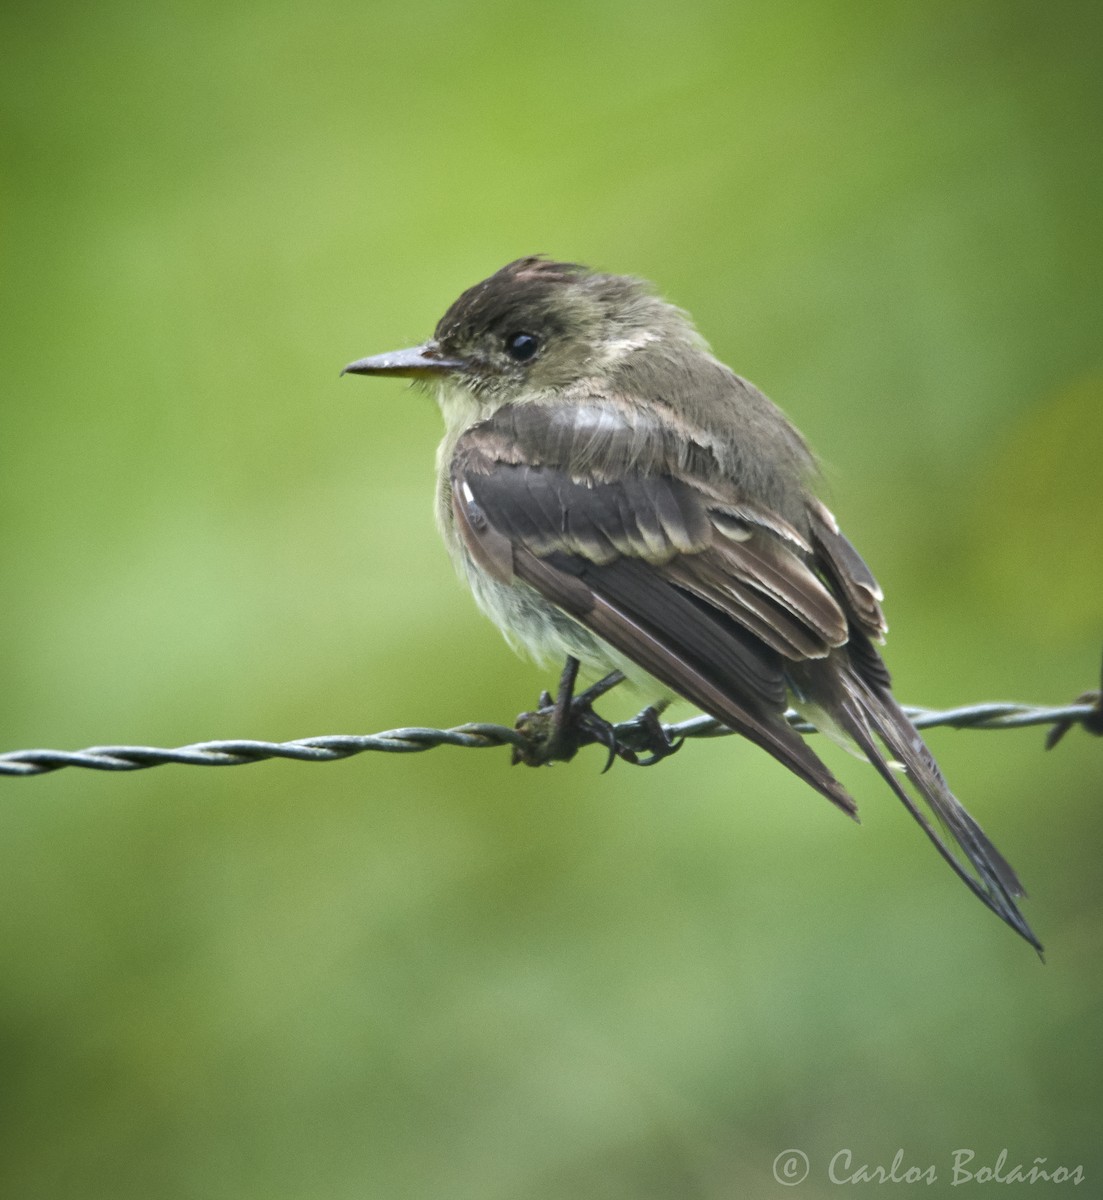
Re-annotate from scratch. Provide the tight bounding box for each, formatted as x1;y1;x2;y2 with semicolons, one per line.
614;706;684;766
512;663;679;771
512;660;626;768
512;688;618;768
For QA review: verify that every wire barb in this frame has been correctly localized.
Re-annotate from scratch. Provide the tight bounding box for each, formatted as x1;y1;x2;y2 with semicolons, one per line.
1043;649;1103;750
1;699;1098;779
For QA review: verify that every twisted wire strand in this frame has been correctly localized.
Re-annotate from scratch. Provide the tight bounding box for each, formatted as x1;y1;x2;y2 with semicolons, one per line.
1;701;1097;778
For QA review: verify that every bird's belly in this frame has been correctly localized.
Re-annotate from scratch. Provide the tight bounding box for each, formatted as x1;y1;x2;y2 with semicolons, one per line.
436;466;657;690
463;557;614;672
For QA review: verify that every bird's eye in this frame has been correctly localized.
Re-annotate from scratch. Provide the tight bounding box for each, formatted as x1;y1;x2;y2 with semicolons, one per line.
505;332;540;362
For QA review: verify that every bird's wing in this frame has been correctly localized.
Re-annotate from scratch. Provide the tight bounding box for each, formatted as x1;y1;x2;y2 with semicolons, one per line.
450;397;857;814
450;397;1042;951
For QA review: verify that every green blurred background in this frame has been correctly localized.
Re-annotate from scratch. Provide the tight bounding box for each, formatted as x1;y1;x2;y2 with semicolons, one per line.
2;2;1101;1196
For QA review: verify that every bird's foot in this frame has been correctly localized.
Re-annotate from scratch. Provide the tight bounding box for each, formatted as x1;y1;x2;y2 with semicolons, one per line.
512;660;625;769
614;705;684;766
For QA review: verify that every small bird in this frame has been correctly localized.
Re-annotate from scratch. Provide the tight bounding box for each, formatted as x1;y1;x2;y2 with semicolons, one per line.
343;256;1039;951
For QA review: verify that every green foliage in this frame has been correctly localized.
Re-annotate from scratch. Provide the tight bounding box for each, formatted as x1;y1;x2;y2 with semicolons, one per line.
1;1;1101;1195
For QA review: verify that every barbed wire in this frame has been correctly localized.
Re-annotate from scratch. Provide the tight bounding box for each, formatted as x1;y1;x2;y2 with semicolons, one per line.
2;696;1099;778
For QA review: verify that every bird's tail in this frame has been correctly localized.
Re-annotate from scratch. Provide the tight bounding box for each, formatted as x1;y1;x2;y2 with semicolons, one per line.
808;664;1042;954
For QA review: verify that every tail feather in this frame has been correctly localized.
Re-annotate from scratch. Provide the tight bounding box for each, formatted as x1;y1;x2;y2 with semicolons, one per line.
809;665;1042;954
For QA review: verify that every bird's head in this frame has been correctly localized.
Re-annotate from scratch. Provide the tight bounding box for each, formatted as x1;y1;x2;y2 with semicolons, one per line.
342;256;701;413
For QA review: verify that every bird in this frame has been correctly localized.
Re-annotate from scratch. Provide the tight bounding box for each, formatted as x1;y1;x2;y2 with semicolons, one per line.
342;255;1040;952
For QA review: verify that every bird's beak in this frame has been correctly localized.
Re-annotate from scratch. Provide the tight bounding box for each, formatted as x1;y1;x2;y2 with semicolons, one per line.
341;342;466;379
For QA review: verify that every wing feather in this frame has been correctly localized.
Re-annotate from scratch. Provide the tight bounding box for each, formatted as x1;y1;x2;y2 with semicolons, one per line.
448;398;1040;950
514;547;857;814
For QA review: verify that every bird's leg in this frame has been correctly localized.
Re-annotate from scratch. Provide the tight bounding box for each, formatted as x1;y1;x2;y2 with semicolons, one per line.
615;700;684;766
512;659;626;768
